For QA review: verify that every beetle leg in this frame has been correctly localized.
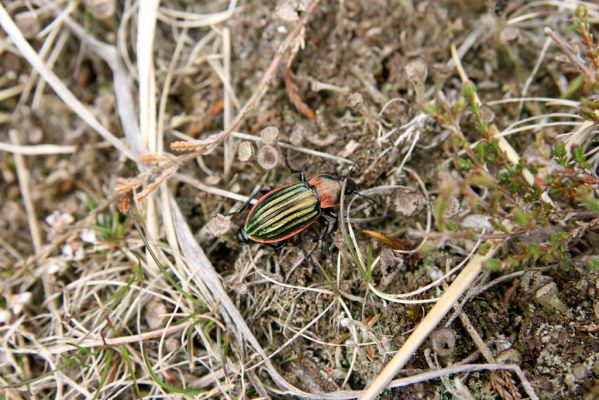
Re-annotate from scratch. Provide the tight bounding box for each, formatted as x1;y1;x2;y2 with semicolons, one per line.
300;243;321;274
271;240;289;251
314;211;337;256
225;186;270;216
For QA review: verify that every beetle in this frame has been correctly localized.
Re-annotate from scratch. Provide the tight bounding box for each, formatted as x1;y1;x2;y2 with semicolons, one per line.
227;172;356;245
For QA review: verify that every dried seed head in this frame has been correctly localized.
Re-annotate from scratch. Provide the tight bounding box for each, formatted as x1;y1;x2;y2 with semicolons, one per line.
393;188;425;217
444;195;461;218
289;122;306;146
431;328;456;357
380;248;404;271
145;300;167;329
535;282;571;316
405;59;428;86
500;26;520;44
15;11;40;39
257;145;280;170
480;105;496;123
346;93;363;109
260;126;279;145
206;214;231;237
83;0;116;19
496;348;522;365
237;141;254;162
572;363;588;380
165;337;180;353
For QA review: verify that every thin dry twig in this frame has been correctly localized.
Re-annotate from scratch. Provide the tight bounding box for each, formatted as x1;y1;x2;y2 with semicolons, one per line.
169;0;323;155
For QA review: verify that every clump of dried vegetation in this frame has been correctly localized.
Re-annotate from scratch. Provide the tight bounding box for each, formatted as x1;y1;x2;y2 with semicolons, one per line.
0;0;598;399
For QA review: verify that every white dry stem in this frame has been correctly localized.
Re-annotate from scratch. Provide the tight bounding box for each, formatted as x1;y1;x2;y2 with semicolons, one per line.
9;130;42;255
138;0;160;268
0;4;136;161
0;142;76;155
360;242;502;399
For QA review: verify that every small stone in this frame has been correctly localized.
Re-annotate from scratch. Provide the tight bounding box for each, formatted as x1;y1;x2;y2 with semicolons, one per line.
145;300;167;329
260;126;279;145
237;141;254;162
206;214;231;237
393;188;425;217
205;175;221;186
500;26;520;44
594;301;599;320
257;145;280;170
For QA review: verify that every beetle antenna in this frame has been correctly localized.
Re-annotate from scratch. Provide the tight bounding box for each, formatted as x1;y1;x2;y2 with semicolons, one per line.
353;190;379;207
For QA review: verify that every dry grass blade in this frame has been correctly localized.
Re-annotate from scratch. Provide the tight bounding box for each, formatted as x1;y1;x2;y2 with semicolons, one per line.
0;4;136;161
360;242;502;399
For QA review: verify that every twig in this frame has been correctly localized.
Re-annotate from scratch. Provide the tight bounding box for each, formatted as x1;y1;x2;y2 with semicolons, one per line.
545;26;593;79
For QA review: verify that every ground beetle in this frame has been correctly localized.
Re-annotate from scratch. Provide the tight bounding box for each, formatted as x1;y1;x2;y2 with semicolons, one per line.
228;171;357;245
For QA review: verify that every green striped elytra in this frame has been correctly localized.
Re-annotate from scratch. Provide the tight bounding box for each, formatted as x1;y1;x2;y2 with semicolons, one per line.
233;174;352;244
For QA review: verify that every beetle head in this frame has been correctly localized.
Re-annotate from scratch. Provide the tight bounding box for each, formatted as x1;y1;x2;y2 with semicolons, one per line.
343;178;356;195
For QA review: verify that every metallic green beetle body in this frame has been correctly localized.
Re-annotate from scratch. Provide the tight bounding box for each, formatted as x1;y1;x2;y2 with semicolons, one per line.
242;181;321;243
234;174;346;244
